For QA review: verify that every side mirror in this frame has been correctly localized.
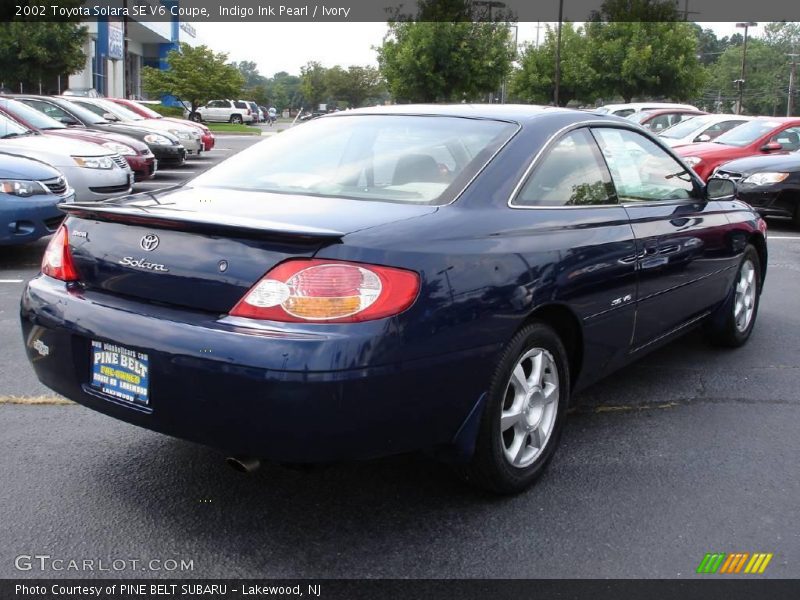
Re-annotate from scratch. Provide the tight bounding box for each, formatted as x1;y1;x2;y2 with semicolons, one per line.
695;134;711;143
102;112;120;122
59;116;78;126
760;141;783;152
706;177;736;200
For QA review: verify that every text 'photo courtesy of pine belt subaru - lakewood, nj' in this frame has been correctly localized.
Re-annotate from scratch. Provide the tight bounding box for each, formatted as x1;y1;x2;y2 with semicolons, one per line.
20;105;768;494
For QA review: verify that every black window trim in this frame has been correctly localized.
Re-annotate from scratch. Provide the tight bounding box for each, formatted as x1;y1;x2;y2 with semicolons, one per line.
508;121;706;210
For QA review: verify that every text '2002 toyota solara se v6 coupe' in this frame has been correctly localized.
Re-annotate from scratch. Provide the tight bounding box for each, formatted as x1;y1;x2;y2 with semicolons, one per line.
21;106;767;494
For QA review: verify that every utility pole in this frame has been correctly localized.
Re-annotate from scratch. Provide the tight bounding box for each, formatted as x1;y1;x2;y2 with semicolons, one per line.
735;22;758;115
554;0;564;106
788;53;799;117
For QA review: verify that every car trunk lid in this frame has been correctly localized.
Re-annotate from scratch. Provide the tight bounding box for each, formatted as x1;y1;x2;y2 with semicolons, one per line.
60;186;436;313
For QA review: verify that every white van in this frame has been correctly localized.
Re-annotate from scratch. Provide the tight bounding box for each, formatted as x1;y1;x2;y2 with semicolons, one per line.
594;102;700;118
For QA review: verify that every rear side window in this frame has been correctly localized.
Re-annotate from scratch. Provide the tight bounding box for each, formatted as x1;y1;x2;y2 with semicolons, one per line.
234;101;248;109
514;129;616;207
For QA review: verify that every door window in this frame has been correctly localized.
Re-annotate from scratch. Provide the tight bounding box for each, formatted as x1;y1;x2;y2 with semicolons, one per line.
592;127;698;202
514;129;616;207
770;127;800;151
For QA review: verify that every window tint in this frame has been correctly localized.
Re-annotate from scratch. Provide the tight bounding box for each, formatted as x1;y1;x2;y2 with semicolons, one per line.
593;127;697;202
515;129;616;207
234;101;248;109
613;109;635;118
770;126;800;151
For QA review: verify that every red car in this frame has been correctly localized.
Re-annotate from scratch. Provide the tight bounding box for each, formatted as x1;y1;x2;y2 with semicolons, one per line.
0;98;156;181
675;117;800;181
109;98;216;152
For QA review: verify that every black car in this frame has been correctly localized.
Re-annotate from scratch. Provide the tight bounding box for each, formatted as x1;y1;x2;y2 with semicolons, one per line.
715;151;800;227
11;95;187;167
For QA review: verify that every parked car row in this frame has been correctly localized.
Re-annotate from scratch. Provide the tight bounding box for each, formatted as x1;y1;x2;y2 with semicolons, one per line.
0;94;216;246
188;99;275;124
593;102;800;228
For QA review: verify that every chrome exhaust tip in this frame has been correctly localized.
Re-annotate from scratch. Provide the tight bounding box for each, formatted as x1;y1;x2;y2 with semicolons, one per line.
225;455;261;474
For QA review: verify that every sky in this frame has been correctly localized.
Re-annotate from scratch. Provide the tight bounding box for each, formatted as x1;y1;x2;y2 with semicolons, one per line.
191;22;756;78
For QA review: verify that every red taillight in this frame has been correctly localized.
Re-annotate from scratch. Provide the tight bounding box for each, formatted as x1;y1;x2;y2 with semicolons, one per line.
41;224;79;282
229;259;419;323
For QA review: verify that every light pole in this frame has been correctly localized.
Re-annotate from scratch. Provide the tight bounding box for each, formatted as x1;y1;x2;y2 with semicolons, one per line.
501;24;518;103
554;0;564;106
735;21;758;115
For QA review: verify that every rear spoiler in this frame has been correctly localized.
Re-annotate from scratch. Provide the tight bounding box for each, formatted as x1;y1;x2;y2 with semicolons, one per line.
59;202;345;242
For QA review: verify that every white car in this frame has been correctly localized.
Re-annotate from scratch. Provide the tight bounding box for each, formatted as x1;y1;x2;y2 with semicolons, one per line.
594;102;701;118
190;100;255;124
0;112;131;202
658;114;756;147
67;98;204;155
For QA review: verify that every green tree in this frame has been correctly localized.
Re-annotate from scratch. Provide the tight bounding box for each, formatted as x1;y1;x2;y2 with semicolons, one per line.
510;23;597;106
326;65;385;108
584;21;705;103
0;0;87;92
377;20;514;102
236;60;267;88
703;39;788;116
300;61;328;110
270;72;303;110
142;43;244;114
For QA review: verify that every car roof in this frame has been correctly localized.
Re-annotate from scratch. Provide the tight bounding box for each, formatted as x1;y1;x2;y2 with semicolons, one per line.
331;103;600;124
640;109;706;116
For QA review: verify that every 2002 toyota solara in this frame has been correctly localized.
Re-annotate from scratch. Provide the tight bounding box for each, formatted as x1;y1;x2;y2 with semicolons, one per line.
21;105;767;494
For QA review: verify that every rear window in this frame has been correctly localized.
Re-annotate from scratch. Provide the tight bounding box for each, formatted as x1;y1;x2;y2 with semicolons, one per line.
191;114;518;205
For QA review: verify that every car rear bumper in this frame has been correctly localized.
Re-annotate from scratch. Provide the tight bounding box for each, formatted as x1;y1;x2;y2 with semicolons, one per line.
20;276;495;463
0;195;69;245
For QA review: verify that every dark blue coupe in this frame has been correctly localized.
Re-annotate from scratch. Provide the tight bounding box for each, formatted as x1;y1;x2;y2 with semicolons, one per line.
21;105;767;493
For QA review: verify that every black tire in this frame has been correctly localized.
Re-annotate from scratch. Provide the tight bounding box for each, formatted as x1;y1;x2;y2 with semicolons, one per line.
230;114;243;124
463;322;571;494
705;244;762;347
794;205;800;229
189;112;202;122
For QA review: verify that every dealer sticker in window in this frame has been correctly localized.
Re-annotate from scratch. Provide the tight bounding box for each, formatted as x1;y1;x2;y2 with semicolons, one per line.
90;341;149;406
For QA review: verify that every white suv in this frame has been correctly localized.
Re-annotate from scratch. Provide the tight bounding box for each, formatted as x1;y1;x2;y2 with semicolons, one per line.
191;100;254;124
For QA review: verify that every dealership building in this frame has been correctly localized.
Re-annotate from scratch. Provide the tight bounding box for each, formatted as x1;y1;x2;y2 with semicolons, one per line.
67;2;197;98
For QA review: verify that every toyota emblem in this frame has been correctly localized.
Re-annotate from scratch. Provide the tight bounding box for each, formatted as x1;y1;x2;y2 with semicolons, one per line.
140;234;160;252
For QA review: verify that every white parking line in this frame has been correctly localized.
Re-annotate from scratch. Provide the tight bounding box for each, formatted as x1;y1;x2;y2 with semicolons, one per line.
0;279;23;283
768;236;800;240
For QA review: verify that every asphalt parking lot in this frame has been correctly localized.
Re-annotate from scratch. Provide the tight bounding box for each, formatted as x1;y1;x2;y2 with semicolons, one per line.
1;142;799;578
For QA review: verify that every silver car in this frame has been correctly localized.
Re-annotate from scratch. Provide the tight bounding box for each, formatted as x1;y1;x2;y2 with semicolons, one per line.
69;98;204;156
0;113;131;202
